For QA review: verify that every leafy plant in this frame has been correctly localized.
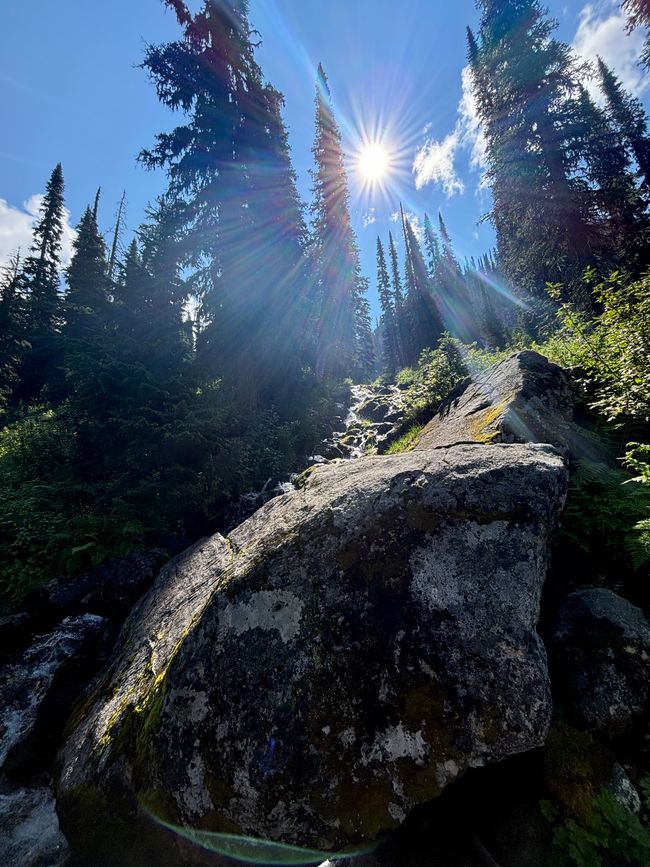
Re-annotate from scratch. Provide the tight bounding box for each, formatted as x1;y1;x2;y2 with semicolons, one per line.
540;783;650;867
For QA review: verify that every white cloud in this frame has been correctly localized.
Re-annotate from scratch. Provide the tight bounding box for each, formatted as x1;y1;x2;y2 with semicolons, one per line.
572;1;648;99
362;208;376;228
412;65;487;197
0;195;75;270
413;132;465;197
390;210;425;245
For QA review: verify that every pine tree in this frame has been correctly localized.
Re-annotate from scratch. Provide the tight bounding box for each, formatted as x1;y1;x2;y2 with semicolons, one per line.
402;210;444;361
140;0;310;407
65;205;111;345
18;163;66;402
468;4;600;306
0;252;26;406
423;214;442;279
353;278;376;381
598;57;650;190
376;237;401;376
309;63;369;380
437;214;477;343
571;84;650;273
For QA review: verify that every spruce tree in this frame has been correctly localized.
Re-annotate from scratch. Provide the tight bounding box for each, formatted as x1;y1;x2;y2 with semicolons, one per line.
0;252;26;406
622;1;650;67
402;211;444;361
572;84;650;273
140;0;310;407
376;237;401;376
310;63;368;379
65;205;111;345
18;163;66;402
598;57;650;190
437;214;477;344
353;279;376;382
423;214;442;279
468;4;599;305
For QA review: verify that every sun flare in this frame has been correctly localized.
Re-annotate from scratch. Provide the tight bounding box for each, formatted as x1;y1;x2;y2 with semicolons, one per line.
358;143;390;183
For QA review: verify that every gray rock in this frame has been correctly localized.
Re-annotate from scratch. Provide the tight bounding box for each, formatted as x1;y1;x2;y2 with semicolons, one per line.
0;786;69;867
415;351;574;452
551;588;650;740
58;443;567;861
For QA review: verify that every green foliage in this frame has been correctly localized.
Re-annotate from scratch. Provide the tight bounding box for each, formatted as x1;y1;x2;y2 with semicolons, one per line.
623;443;650;570
540;782;650;867
395;335;469;425
0;379;337;612
549;271;650;422
385;424;423;455
556;457;650;576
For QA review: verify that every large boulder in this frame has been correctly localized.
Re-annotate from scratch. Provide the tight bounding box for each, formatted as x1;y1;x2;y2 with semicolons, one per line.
551;589;650;740
57;443;567;863
415;351;574;452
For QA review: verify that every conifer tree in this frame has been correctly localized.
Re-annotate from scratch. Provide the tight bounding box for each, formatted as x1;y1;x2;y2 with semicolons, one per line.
467;4;599;304
598;57;650;190
310;63;369;379
622;1;650;67
572;84;650;272
437;214;477;343
402;211;444;362
423;214;442;279
18;163;66;402
0;252;26;406
65;205;111;345
140;0;310;407
353;279;376;381
376;237;401;376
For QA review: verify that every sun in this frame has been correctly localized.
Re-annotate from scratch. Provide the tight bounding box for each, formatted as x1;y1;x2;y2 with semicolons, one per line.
358;143;390;183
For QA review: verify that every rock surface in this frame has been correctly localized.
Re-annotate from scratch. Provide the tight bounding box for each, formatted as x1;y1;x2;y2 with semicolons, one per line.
58;442;567;862
0;613;106;867
551;589;650;740
415;351;574;452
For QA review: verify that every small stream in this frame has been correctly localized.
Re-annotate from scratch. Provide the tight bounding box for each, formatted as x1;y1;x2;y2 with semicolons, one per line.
224;382;407;530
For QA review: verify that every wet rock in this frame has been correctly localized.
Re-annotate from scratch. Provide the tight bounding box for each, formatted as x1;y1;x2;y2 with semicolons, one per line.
25;549;166;627
415;351;574;452
0;612;33;663
358;399;391;423
0;785;69;867
551;589;650;740
58;442;567;861
1;614;106;777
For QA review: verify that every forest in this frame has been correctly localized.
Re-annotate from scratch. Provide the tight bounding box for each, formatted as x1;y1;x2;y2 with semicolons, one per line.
2;2;650;861
1;0;647;611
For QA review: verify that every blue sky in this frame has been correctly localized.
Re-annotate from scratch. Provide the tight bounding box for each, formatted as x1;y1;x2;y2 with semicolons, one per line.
1;0;648;320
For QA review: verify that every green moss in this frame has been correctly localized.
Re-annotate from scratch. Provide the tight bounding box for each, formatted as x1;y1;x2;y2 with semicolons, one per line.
385;424;424;454
542;722;615;821
467;399;509;442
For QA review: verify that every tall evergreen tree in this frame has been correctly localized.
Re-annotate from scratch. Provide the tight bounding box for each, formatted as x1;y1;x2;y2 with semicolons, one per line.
437;214;477;343
423;214;442;279
140;0;310;407
18;163;66;402
353;278;376;381
64;205;111;345
402;210;444;362
598;57;650;190
571;84;650;273
310;63;369;379
376;237;401;375
0;252;26;407
467;4;599;305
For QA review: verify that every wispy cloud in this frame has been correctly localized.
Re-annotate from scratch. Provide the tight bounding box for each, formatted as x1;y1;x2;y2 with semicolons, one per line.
412;66;486;197
0;195;75;269
572;1;648;99
362;208;376;229
390;210;424;245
